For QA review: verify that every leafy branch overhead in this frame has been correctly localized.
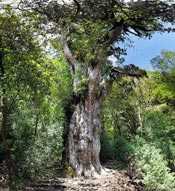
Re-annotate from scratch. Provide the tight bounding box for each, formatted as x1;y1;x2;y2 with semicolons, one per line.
20;0;175;62
110;64;148;81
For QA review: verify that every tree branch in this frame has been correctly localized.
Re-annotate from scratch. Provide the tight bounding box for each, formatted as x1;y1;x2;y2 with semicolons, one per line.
105;25;124;45
61;36;78;75
110;65;148;80
73;0;81;18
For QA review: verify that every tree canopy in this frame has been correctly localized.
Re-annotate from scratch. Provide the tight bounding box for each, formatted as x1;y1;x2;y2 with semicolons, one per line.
151;50;175;104
20;0;175;62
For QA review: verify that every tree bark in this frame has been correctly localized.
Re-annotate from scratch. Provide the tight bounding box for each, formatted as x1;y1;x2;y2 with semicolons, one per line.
1;103;13;181
67;61;106;177
68;98;102;177
61;35;108;177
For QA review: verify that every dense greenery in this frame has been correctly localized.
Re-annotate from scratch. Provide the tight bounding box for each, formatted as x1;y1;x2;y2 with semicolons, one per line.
101;54;175;190
0;5;71;182
0;1;175;190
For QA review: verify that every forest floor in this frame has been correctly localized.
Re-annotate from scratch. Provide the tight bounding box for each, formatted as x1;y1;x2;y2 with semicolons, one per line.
1;160;145;191
23;160;144;191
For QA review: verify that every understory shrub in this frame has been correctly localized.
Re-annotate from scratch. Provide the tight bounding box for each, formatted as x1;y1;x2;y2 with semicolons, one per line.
100;134;133;162
114;137;133;162
8;101;64;178
132;136;175;191
100;132;115;161
25;123;63;178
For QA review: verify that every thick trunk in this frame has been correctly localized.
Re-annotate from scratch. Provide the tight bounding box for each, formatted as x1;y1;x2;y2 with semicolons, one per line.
61;37;107;177
68;98;102;177
66;62;106;177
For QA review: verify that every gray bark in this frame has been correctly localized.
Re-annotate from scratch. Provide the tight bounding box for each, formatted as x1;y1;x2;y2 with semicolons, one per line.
68;98;102;177
61;36;107;177
68;62;106;177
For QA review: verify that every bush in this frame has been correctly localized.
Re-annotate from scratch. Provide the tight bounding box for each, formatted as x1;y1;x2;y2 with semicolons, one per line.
100;134;133;162
114;137;133;162
8;100;65;178
100;132;115;162
25;122;63;178
142;109;175;171
132;136;175;191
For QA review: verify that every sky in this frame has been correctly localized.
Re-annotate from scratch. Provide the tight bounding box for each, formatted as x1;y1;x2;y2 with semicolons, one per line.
120;32;175;70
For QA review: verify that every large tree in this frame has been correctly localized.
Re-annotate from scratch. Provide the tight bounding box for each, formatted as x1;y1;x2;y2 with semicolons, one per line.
19;0;175;177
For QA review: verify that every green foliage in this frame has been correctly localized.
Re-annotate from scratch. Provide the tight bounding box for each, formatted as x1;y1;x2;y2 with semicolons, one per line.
101;76;145;138
141;108;175;169
151;50;175;72
114;137;133;162
26;123;63;177
6;58;71;177
151;71;175;104
68;21;108;62
47;58;72;106
132;136;175;191
151;51;175;104
0;6;72;180
8;96;65;177
75;72;89;96
101;62;175;190
100;132;115;161
142;108;175;139
100;130;133;162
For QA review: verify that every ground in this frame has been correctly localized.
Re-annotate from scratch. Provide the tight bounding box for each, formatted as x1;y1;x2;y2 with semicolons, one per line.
24;160;145;191
0;160;145;191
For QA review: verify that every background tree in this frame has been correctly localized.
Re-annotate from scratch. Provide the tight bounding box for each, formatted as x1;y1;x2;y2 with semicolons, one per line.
151;50;175;105
101;52;175;190
100;73;152;161
18;0;175;177
0;6;42;179
0;6;70;179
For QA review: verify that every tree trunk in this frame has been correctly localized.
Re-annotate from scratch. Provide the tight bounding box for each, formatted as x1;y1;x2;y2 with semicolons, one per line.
1;103;13;181
0;38;13;180
66;61;106;177
68;98;102;177
61;36;107;177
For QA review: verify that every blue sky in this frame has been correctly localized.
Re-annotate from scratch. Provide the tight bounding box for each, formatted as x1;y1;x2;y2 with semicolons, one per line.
122;32;175;70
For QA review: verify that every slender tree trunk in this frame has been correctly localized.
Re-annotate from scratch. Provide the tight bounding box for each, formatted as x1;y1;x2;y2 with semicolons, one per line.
33;114;39;141
1;103;13;181
0;39;13;180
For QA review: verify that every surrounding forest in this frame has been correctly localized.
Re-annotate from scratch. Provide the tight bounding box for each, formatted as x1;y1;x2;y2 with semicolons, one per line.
0;0;175;190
